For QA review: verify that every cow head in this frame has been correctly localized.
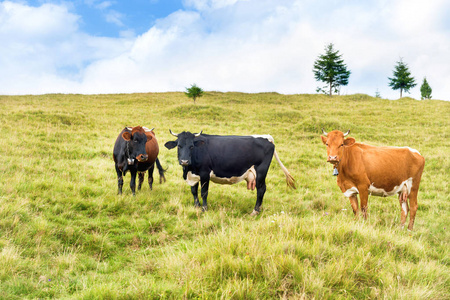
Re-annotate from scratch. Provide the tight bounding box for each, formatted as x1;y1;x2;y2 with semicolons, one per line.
321;129;355;164
122;126;148;162
164;130;202;166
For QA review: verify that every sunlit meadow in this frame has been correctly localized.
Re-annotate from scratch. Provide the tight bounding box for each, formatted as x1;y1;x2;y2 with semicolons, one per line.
0;93;448;299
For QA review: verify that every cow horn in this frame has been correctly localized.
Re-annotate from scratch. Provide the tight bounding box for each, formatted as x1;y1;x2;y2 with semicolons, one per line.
343;130;350;137
194;131;202;137
169;129;179;137
321;128;328;136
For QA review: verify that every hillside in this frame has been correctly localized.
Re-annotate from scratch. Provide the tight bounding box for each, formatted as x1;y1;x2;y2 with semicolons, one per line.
0;93;449;299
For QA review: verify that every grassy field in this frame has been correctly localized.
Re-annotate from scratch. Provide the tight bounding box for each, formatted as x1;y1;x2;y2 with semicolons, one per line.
0;92;449;299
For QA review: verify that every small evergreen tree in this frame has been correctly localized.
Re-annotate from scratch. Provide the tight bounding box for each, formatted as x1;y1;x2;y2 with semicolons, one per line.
313;43;351;96
388;58;416;98
420;77;432;100
185;84;204;104
375;88;381;98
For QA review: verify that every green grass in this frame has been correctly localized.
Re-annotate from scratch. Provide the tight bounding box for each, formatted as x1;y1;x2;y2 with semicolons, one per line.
0;92;449;299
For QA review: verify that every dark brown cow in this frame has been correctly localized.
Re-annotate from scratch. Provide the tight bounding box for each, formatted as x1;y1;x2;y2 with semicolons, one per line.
113;126;166;195
321;129;425;230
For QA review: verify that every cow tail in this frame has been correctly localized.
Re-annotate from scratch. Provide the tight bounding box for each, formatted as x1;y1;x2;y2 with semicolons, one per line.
273;149;296;189
155;158;167;183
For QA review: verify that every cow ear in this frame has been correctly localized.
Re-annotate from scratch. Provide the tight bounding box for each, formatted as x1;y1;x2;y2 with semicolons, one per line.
321;135;328;145
164;141;177;150
344;137;355;146
122;131;132;141
194;140;205;147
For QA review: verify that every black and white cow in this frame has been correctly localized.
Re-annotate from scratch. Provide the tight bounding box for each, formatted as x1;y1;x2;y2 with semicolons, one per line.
164;130;296;215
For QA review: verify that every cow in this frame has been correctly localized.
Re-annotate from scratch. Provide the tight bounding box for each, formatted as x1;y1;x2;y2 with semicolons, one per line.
164;130;296;215
321;129;425;230
113;126;166;195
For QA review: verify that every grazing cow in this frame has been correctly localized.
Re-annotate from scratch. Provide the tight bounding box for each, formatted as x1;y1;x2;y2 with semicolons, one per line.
113;126;166;195
321;129;425;230
164;130;296;215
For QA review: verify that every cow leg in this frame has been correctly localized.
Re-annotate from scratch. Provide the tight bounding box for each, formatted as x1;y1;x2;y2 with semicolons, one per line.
408;189;419;231
359;189;369;220
191;183;201;207
252;169;269;216
251;181;266;216
147;163;155;191
138;172;145;191
200;179;210;212
348;195;359;217
156;158;166;184
251;159;272;216
129;169;137;196
115;165;123;195
399;186;409;228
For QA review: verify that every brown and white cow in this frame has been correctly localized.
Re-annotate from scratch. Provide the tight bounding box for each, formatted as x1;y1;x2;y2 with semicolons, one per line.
321;129;425;230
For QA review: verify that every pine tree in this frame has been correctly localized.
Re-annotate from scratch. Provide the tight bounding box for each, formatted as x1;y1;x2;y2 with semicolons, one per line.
420;77;432;100
388;58;416;98
375;88;381;98
313;43;351;96
185;84;204;104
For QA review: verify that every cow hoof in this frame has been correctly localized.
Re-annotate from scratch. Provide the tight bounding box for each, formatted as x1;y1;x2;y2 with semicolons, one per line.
202;206;208;212
250;210;259;216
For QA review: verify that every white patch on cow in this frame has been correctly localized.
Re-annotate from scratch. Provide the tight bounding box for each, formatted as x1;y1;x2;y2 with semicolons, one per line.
402;202;408;215
369;178;413;197
210;166;256;185
344;187;359;197
251;134;274;143
393;146;421;155
185;171;200;186
405;147;420;155
126;127;153;132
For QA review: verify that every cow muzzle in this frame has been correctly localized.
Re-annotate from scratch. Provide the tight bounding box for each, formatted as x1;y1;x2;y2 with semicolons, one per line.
327;155;338;163
136;154;148;162
180;160;189;166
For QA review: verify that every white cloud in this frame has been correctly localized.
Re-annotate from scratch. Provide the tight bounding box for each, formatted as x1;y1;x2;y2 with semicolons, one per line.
104;9;124;26
0;1;133;94
183;0;247;10
0;0;449;100
95;1;113;10
0;1;79;39
84;0;124;27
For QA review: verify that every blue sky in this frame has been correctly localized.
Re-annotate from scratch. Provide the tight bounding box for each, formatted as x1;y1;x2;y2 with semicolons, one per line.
23;0;185;37
1;0;449;100
76;0;186;36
